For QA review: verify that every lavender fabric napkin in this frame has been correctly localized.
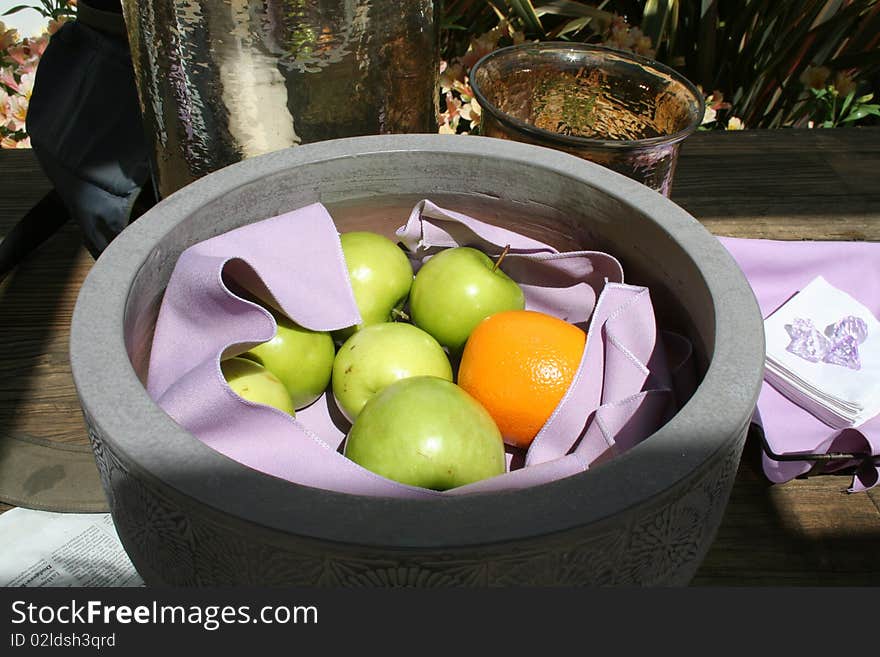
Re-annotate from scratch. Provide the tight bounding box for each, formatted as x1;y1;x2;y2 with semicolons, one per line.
146;200;680;498
719;237;880;492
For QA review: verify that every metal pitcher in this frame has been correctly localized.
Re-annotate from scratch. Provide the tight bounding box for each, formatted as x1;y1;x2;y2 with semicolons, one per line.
121;1;440;198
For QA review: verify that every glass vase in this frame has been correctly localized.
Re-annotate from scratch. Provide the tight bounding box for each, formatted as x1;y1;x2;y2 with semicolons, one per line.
122;0;440;198
470;43;704;197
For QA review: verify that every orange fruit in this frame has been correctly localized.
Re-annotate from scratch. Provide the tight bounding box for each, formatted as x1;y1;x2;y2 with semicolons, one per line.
457;310;586;449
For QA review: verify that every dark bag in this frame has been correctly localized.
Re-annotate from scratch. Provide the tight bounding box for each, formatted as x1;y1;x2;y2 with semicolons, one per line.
2;1;153;276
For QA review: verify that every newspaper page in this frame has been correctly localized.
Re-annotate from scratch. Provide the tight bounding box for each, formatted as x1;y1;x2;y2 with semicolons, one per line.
0;508;144;587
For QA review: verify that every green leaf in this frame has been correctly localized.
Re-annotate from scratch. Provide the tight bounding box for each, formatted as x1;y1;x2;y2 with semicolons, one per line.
550;16;592;38
840;88;856;117
533;1;614;21
1;5;37;17
642;0;678;52
731;0;869;126
505;0;545;36
486;1;507;21
841;105;880;122
442;14;470;31
809;0;846;30
535;2;614;34
696;0;718;88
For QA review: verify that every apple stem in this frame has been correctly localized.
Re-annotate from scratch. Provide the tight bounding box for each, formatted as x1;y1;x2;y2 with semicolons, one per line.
391;308;410;322
493;244;511;273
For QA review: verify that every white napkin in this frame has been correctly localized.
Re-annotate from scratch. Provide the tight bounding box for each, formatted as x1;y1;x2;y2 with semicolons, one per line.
764;276;880;429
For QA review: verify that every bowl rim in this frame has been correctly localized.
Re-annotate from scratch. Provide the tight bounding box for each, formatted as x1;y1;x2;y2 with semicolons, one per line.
70;134;763;549
469;41;706;151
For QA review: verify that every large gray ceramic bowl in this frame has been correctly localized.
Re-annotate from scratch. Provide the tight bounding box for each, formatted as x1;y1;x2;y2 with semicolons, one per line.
70;134;764;586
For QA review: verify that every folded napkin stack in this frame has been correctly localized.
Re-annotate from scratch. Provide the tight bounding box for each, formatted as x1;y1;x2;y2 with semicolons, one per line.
763;276;880;430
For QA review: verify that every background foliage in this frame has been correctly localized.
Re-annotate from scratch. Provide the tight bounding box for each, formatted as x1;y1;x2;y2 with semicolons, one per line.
2;1;879;148
1;1;76;148
441;0;880;132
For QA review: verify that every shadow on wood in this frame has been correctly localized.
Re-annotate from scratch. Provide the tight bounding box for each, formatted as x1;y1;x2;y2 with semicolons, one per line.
694;427;880;586
0;153;102;512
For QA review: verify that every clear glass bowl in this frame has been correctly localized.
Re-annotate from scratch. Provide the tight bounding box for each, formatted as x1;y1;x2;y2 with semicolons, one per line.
470;43;705;196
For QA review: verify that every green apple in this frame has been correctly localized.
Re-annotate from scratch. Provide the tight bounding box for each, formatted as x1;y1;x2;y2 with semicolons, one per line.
221;357;295;416
409;246;525;353
241;309;335;409
332;322;453;422
344;376;506;490
334;231;415;342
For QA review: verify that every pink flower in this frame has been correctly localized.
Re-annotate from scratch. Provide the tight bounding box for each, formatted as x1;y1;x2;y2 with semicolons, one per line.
440;61;465;94
726;117;745;131
4;35;45;68
0;66;19;93
0;85;9;126
17;58;37;79
607;16;632;47
48;16;71;36
6;44;31;66
28;34;49;59
6;93;27;132
438;91;462;134
18;71;35;101
603;16;656;59
701;105;717;125
459;99;481;128
0;26;18;52
1;133;30;149
437;120;457;135
453;78;474;102
441;91;461;122
706;91;731;112
701;91;733;126
438;22;527;136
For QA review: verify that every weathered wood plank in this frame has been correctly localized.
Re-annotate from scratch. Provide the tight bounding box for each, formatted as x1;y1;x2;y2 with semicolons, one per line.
0;150;54;231
0;150;93;453
672;127;880;241
0;223;94;447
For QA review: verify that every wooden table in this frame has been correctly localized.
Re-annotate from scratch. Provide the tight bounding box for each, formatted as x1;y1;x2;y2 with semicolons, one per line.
2;129;879;586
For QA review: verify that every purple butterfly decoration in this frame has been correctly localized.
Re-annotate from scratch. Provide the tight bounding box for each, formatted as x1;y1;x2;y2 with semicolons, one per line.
785;315;869;370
